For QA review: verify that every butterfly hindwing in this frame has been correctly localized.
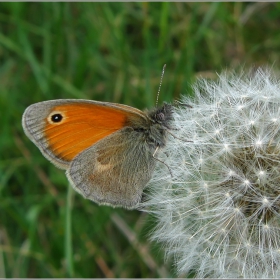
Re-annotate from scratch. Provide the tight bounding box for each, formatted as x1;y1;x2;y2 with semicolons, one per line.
67;128;156;208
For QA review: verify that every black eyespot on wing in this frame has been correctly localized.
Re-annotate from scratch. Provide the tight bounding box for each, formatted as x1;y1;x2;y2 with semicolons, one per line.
51;113;63;123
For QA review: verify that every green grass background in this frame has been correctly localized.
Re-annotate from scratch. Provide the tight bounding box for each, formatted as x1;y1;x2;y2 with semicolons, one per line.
1;2;280;278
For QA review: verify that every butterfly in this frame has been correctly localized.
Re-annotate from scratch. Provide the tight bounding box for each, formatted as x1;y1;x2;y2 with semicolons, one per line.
22;99;173;209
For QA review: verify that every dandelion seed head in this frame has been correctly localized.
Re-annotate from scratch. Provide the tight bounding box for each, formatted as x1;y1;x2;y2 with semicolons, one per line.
142;68;280;278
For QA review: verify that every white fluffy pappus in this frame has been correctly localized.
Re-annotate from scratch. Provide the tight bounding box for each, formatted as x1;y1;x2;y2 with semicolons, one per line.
142;68;280;278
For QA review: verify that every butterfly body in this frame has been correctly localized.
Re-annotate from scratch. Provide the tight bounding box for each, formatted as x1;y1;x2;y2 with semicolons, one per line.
22;99;173;209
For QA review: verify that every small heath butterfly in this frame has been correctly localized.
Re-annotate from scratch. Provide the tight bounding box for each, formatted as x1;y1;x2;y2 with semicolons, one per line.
22;99;173;209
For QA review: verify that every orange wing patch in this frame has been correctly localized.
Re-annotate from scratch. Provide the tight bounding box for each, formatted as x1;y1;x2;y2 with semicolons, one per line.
44;103;128;162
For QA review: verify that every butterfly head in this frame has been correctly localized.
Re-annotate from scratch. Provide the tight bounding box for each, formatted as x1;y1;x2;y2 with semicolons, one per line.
144;103;173;149
153;103;173;126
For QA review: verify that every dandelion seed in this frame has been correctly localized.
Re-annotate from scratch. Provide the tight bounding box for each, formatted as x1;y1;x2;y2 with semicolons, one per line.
224;143;229;150
234;207;241;213
225;192;231;198
256;139;263;146
262;197;269;206
264;224;269;230
244;179;250;185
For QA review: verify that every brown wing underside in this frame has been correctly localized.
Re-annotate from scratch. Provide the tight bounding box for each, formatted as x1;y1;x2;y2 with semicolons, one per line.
66;128;156;209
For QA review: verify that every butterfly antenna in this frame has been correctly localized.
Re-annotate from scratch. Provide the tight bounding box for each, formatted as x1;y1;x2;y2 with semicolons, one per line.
156;64;166;107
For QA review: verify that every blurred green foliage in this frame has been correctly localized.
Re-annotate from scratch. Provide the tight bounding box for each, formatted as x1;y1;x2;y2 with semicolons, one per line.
1;2;280;277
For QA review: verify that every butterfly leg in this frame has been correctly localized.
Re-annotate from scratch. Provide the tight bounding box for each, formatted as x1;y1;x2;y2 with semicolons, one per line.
152;145;173;178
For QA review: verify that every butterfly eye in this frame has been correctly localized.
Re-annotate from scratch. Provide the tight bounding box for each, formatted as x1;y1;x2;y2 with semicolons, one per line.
158;112;165;121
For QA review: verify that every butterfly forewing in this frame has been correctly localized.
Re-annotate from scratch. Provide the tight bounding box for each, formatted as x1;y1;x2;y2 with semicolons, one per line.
22;99;147;169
